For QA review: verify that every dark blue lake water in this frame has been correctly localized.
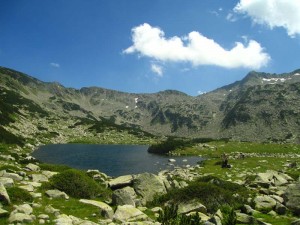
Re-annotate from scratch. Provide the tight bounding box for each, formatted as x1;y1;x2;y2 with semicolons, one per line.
32;144;202;177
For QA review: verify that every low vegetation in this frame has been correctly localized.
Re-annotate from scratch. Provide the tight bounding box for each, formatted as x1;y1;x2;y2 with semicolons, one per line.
153;176;252;213
44;169;111;199
6;187;34;204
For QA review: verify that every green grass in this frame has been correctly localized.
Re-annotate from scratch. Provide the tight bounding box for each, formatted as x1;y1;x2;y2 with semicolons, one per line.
173;141;300;157
39;163;72;172
251;212;295;225
152;176;252;213
6;187;33;204
195;156;300;182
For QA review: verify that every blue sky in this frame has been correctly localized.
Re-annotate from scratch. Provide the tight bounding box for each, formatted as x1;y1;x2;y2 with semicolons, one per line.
1;0;300;96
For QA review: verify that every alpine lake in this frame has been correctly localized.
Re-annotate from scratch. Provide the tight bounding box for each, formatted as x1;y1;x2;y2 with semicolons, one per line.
32;144;202;177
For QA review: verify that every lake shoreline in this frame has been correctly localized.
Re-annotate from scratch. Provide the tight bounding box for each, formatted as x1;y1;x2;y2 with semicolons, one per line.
32;143;203;177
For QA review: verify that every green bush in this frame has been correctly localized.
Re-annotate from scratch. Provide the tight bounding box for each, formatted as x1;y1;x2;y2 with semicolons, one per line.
154;176;251;213
47;169;109;199
221;206;237;225
6;187;33;204
158;205;202;225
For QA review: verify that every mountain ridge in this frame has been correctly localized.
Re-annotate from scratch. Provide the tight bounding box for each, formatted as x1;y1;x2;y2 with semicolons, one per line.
1;66;300;145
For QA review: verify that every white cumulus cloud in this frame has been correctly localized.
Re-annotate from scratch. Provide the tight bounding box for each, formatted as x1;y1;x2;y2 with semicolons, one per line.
151;63;163;76
234;0;300;37
124;23;270;69
50;62;60;68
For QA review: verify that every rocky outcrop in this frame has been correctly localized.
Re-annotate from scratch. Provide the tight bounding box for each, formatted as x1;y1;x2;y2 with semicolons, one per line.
9;204;35;224
133;173;167;205
112;186;137;206
254;170;293;188
254;195;277;211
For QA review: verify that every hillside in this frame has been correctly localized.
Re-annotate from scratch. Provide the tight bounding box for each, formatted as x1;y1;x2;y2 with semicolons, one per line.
0;66;300;145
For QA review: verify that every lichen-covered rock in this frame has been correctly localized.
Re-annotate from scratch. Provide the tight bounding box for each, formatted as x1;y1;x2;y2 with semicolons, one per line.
0;177;14;188
275;202;287;215
25;163;40;172
0;208;9;217
113;205;148;223
0;183;10;204
109;175;133;189
31;174;49;182
42;170;58;178
9;213;35;223
54;214;73;225
254;170;293;188
254;195;276;212
12;203;33;215
284;182;300;215
3;172;23;181
178;200;207;214
236;212;256;224
46;189;69;200
112;186;137;206
45;205;60;216
133;173;167;205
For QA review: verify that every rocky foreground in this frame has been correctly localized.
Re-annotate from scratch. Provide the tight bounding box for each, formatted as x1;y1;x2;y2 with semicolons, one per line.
0;147;300;225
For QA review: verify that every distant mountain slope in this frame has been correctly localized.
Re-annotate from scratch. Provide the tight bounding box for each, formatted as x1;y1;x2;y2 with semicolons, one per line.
0;66;300;144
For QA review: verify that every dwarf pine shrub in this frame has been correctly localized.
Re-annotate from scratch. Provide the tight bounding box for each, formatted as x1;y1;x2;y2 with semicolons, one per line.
48;169;109;199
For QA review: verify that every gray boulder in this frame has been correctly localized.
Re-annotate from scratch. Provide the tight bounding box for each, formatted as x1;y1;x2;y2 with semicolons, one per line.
112;186;137;206
54;214;73;224
236;212;256;224
46;189;69;200
284;182;300;215
178;200;207;214
31;174;49;182
0;183;10;204
12;203;33;215
79;199;114;219
113;205;148;222
45;205;60;216
254;170;292;187
3;172;23;181
275;202;287;215
9;213;35;223
254;195;276;212
42;170;58;178
25;163;40;172
0;177;14;188
0;208;9;217
133;173;167;205
109;175;133;189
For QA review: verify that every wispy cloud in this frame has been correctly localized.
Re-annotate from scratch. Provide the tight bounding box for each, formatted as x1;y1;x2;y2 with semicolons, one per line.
226;12;238;22
124;23;270;70
151;63;163;77
234;0;300;37
50;62;60;68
